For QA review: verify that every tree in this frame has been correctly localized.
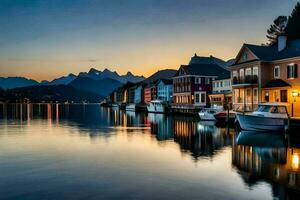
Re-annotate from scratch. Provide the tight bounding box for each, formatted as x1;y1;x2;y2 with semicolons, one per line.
266;16;287;45
285;2;300;39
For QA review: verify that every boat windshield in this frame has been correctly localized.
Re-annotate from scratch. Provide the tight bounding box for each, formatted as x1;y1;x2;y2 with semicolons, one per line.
255;105;272;112
256;105;287;114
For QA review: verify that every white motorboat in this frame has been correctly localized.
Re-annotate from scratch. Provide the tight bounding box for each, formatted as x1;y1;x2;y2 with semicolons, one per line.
198;106;223;121
236;103;290;132
125;104;136;111
147;100;167;113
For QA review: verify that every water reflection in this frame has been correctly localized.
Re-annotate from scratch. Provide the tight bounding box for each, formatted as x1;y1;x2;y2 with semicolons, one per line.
1;103;300;199
173;116;233;159
233;131;300;199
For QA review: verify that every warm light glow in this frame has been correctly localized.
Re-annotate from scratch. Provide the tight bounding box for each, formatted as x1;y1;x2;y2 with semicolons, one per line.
292;91;299;97
292;154;299;170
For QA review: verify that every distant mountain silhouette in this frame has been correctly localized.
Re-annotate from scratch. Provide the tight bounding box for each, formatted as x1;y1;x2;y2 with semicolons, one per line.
0;85;102;103
49;73;77;85
79;68;145;83
143;69;177;84
69;76;123;96
0;77;38;89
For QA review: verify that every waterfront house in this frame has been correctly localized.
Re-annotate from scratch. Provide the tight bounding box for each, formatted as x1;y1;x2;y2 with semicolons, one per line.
230;36;300;116
143;84;157;103
209;74;232;109
156;79;173;103
172;63;230;112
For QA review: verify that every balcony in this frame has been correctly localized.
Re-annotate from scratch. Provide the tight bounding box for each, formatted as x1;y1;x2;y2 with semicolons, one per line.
232;75;258;86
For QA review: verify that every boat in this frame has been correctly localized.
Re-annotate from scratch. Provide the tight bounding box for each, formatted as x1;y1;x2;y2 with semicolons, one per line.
147;100;167;113
198;106;223;121
214;110;236;123
125;104;136;111
236;103;289;132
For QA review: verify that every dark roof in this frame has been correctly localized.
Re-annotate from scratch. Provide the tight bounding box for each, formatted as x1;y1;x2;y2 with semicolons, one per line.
238;39;300;64
262;79;291;88
177;64;230;79
143;69;176;84
157;79;173;85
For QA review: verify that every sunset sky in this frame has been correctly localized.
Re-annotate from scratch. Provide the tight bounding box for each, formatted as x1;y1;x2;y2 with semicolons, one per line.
0;0;297;81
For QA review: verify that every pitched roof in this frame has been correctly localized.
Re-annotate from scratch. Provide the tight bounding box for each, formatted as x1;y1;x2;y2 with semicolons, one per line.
143;69;176;85
233;39;300;66
262;79;291;88
157;78;173;85
177;64;230;79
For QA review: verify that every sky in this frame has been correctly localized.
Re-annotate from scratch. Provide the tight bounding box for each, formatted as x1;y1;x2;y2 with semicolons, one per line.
0;0;298;81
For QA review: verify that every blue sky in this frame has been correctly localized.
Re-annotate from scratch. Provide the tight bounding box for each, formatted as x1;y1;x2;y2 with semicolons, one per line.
0;0;297;81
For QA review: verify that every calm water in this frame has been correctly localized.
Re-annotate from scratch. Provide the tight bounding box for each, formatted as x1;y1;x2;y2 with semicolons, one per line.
0;104;299;200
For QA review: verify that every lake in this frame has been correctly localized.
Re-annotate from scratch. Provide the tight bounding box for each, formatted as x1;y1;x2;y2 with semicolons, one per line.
0;104;299;200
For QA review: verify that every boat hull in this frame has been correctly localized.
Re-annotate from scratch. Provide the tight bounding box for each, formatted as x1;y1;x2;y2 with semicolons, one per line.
236;113;288;132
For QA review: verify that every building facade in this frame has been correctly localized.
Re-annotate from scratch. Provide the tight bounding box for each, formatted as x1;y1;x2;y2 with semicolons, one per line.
143;84;157;103
209;78;232;109
172;63;230;111
230;36;300;116
156;79;173;102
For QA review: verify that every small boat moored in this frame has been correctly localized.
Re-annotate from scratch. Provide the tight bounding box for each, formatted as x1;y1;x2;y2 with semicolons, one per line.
236;103;290;132
198;106;223;121
147;100;167;113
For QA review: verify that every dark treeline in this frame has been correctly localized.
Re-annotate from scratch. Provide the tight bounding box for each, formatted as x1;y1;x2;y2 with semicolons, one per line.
0;85;103;103
266;2;300;45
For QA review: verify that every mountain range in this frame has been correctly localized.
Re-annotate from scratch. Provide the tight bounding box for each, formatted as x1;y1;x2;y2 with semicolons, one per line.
0;68;144;98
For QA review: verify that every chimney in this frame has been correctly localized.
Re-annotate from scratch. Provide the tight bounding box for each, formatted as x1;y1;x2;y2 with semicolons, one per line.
278;35;287;52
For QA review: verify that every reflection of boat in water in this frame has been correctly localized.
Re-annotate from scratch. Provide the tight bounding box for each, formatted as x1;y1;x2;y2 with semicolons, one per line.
236;103;289;132
125;104;136;111
147;100;167;113
236;131;286;148
198;106;222;121
111;104;119;108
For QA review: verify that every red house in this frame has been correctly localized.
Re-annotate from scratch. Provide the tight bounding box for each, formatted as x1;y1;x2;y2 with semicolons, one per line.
172;63;230;112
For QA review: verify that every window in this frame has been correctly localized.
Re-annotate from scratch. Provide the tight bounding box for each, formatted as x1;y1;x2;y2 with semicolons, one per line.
201;92;206;103
253;88;258;103
274;66;280;78
240;69;244;81
194;92;206;104
233;71;238;78
220;82;223;87
253;66;259;76
217;82;219;87
280;90;288;102
245;68;252;76
205;78;210;84
287;64;298;79
195;93;200;103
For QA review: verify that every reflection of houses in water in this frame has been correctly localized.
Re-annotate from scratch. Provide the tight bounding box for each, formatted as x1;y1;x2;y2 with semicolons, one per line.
173;116;233;159
232;132;300;199
148;113;173;141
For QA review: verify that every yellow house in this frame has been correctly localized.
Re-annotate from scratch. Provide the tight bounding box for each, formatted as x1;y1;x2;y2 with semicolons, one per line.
230;36;300;117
